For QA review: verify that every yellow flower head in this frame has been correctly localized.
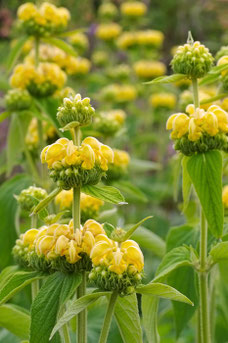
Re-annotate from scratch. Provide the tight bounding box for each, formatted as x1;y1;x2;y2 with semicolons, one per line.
133;60;166;79
23;229;39;248
222;185;228;208
149;93;177;109
217;55;228;76
113;149;130;167
166;113;190;139
136;30;164;47
96;23;122;41
17;2;39;21
120;2;147;17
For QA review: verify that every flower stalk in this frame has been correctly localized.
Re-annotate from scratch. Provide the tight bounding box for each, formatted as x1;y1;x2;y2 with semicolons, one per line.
99;292;118;343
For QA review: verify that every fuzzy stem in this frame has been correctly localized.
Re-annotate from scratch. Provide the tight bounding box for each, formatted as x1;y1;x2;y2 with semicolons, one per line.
199;208;211;343
192;78;199;108
31;213;37;228
59;306;71;343
77;272;87;343
99;292;118;343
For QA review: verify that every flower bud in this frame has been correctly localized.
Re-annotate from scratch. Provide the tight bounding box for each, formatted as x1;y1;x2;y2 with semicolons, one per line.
57;93;95;128
17;186;47;212
5;89;32;111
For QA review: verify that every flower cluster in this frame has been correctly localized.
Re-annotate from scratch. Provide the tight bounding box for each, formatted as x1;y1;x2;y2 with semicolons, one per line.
96;23;122;41
17;2;70;36
107;149;130;181
101;84;137;103
5;88;32;111
149;93;177;110
133;60;166;79
89;234;143;295
57;94;95;128
55;190;104;222
166;104;228;155
171;41;214;78
120;1;147;18
16;186;47;212
67;32;89;53
117;30;164;50
217;55;228;90
13;219;105;273
94;109;126;136
41;137;114;189
10;62;66;97
98;2;118;20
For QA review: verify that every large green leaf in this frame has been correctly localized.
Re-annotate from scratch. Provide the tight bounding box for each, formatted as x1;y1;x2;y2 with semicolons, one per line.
142;295;160;343
0;266;18;289
136;282;193;305
82;184;125;205
0;270;44;305
166;225;199;252
114;293;143;343
50;291;110;339
0;304;30;339
123;216;152;241
7;36;29;71
144;73;185;85
187;151;223;238
167;267;198;337
210;242;228;262
153;246;192;282
132;226;165;258
0;174;32;269
30;272;82;343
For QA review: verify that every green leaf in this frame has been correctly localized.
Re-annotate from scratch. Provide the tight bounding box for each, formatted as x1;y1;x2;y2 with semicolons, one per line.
0;111;11;123
199;73;220;86
187;151;223;238
112;180;147;203
7;36;29;72
30;272;82;343
123;216;153;241
136;282;193;305
42;37;77;57
32;187;61;215
142;296;160;343
182;156;192;211
58;28;85;37
153;246;192;282
200;93;228;105
82;185;125;205
132;226;166;258
0;266;19;289
167;267;198;337
0;270;44;305
210;242;228;262
50;291;110;339
103;222;115;237
0;304;30;339
130;158;161;172
144;73;186;85
114;293;143;343
209;63;228;74
0;174;32;269
60;121;80;132
166;225;199;252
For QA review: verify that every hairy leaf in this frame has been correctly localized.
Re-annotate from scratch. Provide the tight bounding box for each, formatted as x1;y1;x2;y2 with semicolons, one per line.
82;184;125;205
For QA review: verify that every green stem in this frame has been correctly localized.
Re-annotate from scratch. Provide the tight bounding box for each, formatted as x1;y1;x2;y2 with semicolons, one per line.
77;272;87;343
35;37;39;68
73;186;81;232
31;214;37;228
59;306;71;343
199;209;211;343
192;78;199;108
18;116;40;183
31;279;39;301
99;292;118;343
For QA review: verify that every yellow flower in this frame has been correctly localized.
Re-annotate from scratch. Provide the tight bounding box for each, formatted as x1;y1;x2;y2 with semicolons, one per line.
99;144;114;171
23;229;39;247
36;235;55;256
201;112;218;136
222;186;228;208
41;141;66;168
68;32;89;51
113;149;130;167
207;105;228;132
149;93;177;109
120;240;144;272
55;190;73;209
55;235;69;256
166;113;189;139
188;118;202;141
66;240;81;263
136;30;164;47
117;32;136;50
133;60;166;79
96;23;121;41
108;248;127;274
80;144;95;170
83;219;105;236
120;2;147;17
221;98;228;111
17;2;38;21
217;55;228;76
65;57;91;76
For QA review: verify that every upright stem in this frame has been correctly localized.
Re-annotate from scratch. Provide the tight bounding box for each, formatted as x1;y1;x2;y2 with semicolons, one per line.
31;214;37;228
73;186;81;232
59;306;71;343
199;209;211;343
192;78;199;108
99;292;118;343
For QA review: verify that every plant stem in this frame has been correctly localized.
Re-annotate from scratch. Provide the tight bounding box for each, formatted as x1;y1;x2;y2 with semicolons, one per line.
59;306;71;343
73;186;81;232
31;213;37;228
31;279;39;300
199;208;211;343
99;292;118;343
192;78;199;108
77;271;87;343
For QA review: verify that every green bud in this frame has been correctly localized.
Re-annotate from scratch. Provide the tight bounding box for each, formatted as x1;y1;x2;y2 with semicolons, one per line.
171;35;214;78
57;93;95;128
17;186;48;212
5;89;32;111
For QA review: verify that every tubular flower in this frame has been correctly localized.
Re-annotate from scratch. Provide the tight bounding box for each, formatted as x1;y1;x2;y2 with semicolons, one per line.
120;2;147;17
222;186;228;208
171;40;214;78
17;2;70;36
89;236;144;295
149;93;177;109
41;137;113;189
96;23;121;41
167;104;228;155
133;60;166;79
10;62;66;97
106;149;130;181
